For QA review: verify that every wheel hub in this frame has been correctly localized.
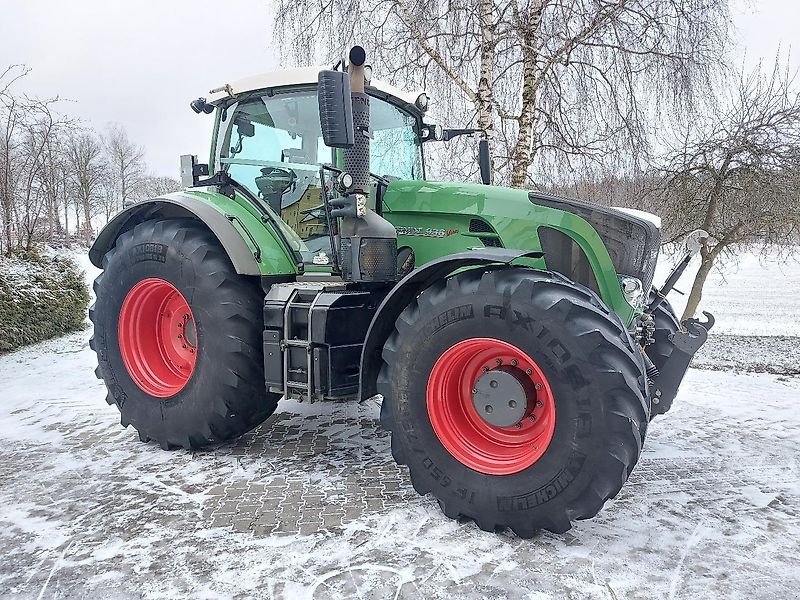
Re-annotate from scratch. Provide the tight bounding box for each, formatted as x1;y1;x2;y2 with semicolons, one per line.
426;338;557;475
118;278;198;398
472;368;530;427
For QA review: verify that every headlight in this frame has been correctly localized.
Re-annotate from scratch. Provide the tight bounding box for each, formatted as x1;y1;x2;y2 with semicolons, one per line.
619;276;645;307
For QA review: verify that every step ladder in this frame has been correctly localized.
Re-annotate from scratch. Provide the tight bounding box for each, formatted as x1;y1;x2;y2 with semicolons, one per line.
281;286;325;401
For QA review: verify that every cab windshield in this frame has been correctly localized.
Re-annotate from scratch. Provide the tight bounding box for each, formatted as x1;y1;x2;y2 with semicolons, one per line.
216;90;423;262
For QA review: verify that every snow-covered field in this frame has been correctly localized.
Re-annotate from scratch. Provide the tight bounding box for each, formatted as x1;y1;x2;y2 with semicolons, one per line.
0;249;798;599
654;247;800;336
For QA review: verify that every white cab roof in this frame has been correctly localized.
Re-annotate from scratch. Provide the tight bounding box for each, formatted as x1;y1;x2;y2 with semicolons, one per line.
207;66;422;107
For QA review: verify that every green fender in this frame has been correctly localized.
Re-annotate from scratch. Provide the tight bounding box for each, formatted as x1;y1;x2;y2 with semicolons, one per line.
89;189;299;276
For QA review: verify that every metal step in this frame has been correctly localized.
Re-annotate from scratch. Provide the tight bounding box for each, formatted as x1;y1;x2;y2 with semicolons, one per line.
281;287;325;401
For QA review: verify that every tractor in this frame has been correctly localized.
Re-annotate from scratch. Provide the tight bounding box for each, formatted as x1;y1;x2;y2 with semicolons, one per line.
88;47;713;537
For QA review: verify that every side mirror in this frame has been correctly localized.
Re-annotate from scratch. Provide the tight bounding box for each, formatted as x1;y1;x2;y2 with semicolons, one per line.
234;117;255;138
318;70;354;148
478;138;491;185
420;124;443;142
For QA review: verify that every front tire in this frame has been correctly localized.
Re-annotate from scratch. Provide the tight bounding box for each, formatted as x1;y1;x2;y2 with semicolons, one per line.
378;268;649;536
90;218;279;449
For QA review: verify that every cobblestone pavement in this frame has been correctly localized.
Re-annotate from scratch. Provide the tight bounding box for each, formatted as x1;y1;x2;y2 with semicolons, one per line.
1;330;799;599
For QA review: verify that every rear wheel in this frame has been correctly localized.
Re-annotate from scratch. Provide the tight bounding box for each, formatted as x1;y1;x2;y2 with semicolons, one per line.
90;218;279;449
378;268;648;536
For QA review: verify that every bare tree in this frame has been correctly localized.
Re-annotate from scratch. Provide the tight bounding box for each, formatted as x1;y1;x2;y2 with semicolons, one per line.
273;0;730;187
103;123;145;213
0;65;31;252
16;98;65;250
134;175;181;201
0;66;165;250
654;61;800;320
66;130;108;244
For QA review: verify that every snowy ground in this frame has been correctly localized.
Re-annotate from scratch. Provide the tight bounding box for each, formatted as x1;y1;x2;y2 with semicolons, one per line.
0;249;798;599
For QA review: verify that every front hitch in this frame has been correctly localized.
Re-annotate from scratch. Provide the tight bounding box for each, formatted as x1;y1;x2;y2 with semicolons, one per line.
651;311;715;416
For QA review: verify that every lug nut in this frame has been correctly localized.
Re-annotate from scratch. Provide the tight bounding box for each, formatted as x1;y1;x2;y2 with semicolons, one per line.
472;388;478;394
535;400;543;408
495;359;502;365
515;423;522;429
526;369;533;375
511;359;518;366
482;366;489;373
534;383;542;390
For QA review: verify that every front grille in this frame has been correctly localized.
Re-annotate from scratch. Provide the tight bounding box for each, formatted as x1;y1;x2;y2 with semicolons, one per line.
530;192;660;294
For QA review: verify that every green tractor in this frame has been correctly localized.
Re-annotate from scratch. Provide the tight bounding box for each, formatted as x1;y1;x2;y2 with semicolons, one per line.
89;47;713;537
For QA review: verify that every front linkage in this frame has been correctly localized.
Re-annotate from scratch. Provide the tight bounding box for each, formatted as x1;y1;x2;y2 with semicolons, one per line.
645;230;715;416
653;311;714;414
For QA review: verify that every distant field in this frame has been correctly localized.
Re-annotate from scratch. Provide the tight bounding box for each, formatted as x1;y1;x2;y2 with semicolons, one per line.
655;246;799;336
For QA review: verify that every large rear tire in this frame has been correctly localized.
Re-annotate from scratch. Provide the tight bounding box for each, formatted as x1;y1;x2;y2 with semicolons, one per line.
378;268;649;536
90;218;279;449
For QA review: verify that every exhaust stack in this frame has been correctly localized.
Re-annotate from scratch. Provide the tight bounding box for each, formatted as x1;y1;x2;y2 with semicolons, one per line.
318;47;398;283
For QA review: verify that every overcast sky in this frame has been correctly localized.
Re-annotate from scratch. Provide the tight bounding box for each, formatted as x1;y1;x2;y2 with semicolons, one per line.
1;0;798;177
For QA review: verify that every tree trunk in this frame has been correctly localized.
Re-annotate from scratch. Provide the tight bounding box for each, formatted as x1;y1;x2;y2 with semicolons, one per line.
64;197;70;248
681;256;714;322
476;0;495;181
82;197;92;244
510;3;544;188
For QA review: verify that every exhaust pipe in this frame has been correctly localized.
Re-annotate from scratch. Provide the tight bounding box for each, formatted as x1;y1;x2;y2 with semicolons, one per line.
325;47;398;283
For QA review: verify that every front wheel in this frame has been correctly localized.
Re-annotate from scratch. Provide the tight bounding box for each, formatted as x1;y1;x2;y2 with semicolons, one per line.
90;218;279;449
378;268;649;536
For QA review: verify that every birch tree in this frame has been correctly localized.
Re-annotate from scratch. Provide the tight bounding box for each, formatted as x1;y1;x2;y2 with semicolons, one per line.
272;0;730;187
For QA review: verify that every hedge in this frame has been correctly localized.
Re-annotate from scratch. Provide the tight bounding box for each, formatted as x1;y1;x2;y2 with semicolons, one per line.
0;249;90;353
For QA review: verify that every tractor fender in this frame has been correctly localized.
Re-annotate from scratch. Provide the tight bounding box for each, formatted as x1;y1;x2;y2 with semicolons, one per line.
89;192;263;275
359;248;543;400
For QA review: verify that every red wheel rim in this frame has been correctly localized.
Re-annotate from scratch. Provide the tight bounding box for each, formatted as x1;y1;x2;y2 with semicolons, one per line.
426;338;556;475
118;278;198;398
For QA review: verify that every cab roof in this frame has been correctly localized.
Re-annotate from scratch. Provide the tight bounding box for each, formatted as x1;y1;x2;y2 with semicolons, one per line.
207;66;423;108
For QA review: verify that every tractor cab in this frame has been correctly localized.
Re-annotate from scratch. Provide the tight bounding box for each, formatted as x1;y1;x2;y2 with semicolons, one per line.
205;68;428;263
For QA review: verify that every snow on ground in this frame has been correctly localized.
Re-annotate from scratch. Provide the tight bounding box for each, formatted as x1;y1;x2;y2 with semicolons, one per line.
0;248;798;599
654;246;800;335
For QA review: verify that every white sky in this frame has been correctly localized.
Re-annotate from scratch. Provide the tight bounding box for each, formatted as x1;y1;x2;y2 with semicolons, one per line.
0;0;798;177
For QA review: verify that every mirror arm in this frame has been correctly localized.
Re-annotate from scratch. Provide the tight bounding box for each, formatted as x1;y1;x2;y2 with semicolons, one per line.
442;128;485;142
